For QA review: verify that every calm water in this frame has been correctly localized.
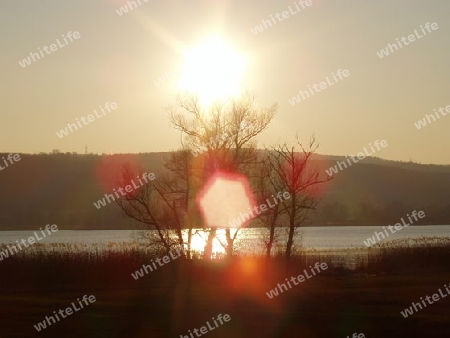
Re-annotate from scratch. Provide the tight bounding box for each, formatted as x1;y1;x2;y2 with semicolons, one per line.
1;225;449;250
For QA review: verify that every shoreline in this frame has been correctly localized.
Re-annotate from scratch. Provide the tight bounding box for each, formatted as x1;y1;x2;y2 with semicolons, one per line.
0;223;449;231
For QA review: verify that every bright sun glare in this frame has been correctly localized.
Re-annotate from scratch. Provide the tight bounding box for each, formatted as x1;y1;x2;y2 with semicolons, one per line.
188;231;226;256
178;36;247;105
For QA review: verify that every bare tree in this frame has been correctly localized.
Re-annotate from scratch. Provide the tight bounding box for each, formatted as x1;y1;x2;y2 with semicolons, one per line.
168;94;277;258
115;163;177;254
266;136;332;260
153;149;199;259
252;159;283;258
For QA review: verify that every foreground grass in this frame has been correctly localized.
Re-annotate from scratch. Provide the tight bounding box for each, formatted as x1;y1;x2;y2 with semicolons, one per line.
0;239;449;337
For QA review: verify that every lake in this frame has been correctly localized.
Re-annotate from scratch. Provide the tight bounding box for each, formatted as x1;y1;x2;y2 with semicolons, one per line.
1;225;449;252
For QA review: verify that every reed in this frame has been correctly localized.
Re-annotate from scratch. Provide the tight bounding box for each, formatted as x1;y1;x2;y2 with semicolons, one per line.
1;236;449;292
363;236;450;273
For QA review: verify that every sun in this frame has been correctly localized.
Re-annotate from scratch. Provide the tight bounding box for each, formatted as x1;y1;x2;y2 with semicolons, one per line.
177;36;247;105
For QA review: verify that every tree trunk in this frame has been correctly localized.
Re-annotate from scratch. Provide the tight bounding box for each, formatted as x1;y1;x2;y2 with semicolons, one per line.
285;195;296;261
225;228;233;259
203;227;217;259
265;204;279;259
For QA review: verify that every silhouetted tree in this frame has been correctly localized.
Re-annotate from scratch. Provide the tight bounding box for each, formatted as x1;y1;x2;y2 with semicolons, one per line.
265;136;332;260
168;94;276;258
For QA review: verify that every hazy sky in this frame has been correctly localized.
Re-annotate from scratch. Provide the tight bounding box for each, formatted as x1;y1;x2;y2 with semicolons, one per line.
1;0;449;164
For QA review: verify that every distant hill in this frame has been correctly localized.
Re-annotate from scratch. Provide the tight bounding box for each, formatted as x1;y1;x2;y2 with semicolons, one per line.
0;152;448;230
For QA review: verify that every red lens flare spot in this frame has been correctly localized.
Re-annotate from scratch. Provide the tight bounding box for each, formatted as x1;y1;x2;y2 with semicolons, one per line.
94;154;141;193
197;172;255;228
280;153;329;199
